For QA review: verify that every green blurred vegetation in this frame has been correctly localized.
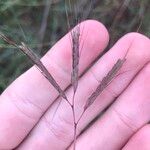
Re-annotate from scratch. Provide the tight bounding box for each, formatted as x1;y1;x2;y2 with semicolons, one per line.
0;0;149;93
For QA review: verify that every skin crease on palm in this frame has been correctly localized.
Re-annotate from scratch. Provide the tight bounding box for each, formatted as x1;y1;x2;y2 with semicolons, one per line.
0;20;150;150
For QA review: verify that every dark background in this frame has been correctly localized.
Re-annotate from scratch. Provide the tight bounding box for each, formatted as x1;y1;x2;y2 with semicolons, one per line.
0;0;149;93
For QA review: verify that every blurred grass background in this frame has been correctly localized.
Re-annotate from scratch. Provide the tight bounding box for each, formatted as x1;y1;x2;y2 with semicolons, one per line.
0;0;149;93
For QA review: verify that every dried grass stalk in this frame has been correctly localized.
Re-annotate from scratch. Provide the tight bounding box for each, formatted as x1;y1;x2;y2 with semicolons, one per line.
0;32;68;102
71;26;80;94
84;58;126;110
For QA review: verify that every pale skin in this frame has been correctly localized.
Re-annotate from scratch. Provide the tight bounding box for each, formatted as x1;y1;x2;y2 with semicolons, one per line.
0;20;150;150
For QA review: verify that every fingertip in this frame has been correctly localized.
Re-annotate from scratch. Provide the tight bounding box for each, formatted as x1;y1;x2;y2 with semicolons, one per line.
122;32;150;42
121;32;150;66
123;124;150;150
46;19;109;73
103;32;150;72
81;19;110;46
139;124;150;135
119;32;150;54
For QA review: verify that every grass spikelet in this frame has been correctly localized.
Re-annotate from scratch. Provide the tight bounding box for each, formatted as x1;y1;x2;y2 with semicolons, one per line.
71;26;80;94
84;58;126;110
0;32;70;104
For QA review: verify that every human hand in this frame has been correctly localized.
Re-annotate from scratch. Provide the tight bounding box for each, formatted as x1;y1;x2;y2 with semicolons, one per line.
0;20;150;150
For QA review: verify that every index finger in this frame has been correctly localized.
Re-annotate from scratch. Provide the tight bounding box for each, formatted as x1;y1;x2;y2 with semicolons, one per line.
0;20;109;149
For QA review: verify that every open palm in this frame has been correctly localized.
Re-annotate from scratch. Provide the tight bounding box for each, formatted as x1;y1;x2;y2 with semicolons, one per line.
0;20;150;150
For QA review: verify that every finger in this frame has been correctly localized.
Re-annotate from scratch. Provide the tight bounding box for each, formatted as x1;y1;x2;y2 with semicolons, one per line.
122;124;150;150
72;61;150;150
0;20;109;149
17;33;150;150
